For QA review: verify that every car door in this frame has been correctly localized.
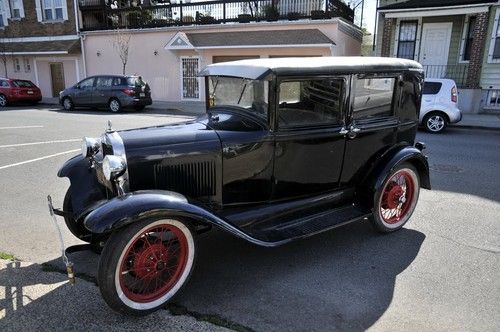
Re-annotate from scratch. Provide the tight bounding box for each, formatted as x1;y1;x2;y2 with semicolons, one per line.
271;77;348;200
93;76;114;107
340;74;400;185
72;77;95;106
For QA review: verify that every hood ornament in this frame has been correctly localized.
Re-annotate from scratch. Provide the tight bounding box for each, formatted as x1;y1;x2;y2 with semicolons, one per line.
106;120;113;132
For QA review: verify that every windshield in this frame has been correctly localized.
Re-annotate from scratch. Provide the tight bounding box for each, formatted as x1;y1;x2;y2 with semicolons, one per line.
12;80;35;88
207;76;269;120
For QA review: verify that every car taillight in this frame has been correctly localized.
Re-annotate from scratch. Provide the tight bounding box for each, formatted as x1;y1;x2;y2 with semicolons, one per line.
123;89;135;96
451;86;457;103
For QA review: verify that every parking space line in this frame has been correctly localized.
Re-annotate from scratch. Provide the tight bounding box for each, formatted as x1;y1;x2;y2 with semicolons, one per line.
0;149;79;170
0;125;44;130
0;139;80;149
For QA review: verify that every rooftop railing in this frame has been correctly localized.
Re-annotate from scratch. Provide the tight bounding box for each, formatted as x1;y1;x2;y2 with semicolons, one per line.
79;0;354;31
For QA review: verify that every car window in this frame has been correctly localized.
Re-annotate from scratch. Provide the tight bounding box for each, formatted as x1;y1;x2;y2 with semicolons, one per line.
79;78;94;89
422;82;442;95
278;79;343;129
95;76;113;87
353;77;395;120
112;77;124;86
12;80;35;87
0;80;9;87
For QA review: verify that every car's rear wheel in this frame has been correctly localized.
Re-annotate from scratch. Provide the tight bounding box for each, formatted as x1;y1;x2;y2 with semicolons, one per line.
371;163;420;233
97;217;196;315
62;97;74;111
424;112;447;133
0;94;7;107
109;98;122;113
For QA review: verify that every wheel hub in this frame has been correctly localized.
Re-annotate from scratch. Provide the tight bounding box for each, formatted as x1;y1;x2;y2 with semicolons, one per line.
386;185;405;209
132;243;168;279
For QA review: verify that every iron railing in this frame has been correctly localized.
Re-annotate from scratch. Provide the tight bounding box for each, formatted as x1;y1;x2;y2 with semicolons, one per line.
79;0;354;31
423;64;469;88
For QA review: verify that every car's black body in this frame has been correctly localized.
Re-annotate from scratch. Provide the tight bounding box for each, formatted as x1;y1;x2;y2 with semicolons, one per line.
53;57;430;315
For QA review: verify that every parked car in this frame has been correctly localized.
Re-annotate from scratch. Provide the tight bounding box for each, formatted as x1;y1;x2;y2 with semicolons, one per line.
49;57;430;315
59;75;152;112
419;78;462;133
0;78;42;106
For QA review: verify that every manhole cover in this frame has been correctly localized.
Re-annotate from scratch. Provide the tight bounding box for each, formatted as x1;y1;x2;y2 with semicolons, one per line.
430;164;464;173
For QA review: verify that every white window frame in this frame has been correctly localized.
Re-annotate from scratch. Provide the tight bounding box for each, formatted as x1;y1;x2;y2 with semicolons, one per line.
13;57;20;72
393;17;423;60
459;14;476;63
36;0;68;22
180;56;201;101
23;57;30;72
9;0;24;19
0;0;11;27
488;8;500;64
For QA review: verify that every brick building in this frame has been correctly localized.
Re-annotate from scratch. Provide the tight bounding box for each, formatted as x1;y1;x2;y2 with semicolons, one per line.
375;0;500;113
0;0;83;98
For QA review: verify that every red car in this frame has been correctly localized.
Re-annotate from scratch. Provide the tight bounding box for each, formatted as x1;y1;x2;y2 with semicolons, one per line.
0;78;42;106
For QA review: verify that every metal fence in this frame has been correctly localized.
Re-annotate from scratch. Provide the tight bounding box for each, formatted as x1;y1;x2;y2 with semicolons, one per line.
80;0;354;31
423;64;469;88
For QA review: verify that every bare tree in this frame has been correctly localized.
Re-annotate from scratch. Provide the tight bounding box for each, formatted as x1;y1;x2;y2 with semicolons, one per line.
112;29;132;75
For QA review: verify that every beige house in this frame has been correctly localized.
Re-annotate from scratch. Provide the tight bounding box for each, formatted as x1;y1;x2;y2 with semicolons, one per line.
78;0;362;102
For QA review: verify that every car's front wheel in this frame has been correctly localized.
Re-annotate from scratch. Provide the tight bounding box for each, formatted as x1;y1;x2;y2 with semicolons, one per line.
109;98;122;113
424;112;447;133
97;217;196;315
371;163;420;233
62;97;74;111
0;94;7;107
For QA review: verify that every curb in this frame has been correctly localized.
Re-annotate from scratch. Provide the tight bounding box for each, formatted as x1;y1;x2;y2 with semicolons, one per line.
448;124;500;131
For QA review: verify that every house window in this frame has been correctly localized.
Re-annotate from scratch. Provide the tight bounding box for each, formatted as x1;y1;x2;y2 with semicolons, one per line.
43;0;64;21
486;90;500;109
23;58;30;72
397;21;418;60
462;16;476;61
181;58;200;99
0;0;5;27
10;0;22;18
13;58;20;72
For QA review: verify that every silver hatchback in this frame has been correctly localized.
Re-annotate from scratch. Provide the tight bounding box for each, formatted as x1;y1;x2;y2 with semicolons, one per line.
59;75;152;112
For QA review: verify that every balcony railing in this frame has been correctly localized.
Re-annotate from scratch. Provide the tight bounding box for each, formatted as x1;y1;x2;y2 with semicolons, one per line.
423;64;469;88
79;0;354;31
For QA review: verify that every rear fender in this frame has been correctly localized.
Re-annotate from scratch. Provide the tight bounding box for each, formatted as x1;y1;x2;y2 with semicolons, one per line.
83;190;277;247
358;145;431;207
58;154;108;217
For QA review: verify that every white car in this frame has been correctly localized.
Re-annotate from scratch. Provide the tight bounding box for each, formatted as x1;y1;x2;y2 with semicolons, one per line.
420;78;462;133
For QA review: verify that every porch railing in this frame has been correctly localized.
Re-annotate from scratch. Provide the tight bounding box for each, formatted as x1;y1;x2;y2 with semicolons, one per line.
423;64;469;88
79;0;354;31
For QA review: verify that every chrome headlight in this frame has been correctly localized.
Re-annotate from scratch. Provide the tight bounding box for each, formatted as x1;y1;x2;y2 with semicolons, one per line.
82;137;100;158
103;155;127;181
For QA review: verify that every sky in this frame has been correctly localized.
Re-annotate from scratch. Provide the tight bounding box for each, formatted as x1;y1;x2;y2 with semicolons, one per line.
351;0;378;33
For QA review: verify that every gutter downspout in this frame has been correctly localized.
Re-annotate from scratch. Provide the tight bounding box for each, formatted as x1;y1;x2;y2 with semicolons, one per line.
74;0;87;77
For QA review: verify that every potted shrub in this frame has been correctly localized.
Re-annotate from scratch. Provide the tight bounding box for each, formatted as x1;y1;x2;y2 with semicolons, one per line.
182;15;194;23
198;13;216;24
311;10;326;19
238;14;252;23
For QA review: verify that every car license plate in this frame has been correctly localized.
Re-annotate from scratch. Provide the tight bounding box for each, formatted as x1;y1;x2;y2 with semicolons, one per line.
140;93;145;97
27;90;33;94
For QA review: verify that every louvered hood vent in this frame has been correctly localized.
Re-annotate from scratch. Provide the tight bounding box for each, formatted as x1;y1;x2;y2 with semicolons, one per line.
153;161;216;197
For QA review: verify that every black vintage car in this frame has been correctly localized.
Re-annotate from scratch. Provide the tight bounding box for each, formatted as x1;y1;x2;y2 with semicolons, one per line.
52;57;430;315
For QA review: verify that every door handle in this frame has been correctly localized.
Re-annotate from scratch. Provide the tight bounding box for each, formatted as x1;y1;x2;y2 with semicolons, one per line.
347;126;360;139
339;127;349;135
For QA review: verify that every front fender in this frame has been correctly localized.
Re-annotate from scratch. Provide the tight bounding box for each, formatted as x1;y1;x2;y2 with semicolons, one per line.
58;154;88;177
83;190;278;247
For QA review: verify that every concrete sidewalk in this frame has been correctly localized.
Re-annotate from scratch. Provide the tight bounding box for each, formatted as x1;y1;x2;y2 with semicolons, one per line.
0;259;228;331
41;98;500;130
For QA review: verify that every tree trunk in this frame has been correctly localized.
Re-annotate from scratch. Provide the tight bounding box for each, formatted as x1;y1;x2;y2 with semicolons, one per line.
122;62;126;75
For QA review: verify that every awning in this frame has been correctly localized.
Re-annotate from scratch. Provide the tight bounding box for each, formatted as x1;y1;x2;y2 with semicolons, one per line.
165;29;335;50
0;39;81;55
378;0;495;18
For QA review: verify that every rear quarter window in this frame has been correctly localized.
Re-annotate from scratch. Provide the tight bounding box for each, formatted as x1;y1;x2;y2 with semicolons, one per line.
422;82;442;95
12;80;35;87
353;77;395;120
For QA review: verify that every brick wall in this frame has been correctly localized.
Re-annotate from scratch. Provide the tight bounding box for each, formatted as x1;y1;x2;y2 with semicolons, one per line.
466;12;489;88
381;17;395;57
0;0;76;38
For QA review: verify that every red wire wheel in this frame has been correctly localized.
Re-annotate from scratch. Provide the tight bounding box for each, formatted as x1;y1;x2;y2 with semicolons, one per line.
98;219;195;315
118;223;189;303
373;164;420;232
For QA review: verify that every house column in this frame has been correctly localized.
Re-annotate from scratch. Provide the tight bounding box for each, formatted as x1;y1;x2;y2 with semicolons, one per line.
381;16;396;57
466;12;489;88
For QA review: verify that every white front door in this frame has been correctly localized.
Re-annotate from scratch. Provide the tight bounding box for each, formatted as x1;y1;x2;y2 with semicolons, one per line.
420;23;452;78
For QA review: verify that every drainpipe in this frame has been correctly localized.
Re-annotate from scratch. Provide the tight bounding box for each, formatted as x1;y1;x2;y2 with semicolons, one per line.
74;0;87;77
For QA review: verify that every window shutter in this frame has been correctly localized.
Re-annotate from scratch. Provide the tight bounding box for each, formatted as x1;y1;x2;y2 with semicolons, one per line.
35;0;43;22
62;0;68;21
19;0;25;18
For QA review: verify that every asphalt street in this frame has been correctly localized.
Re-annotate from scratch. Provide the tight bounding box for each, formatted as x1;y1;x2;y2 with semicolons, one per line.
0;105;499;331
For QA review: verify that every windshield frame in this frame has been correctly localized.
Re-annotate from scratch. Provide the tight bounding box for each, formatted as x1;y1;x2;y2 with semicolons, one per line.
205;75;270;125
